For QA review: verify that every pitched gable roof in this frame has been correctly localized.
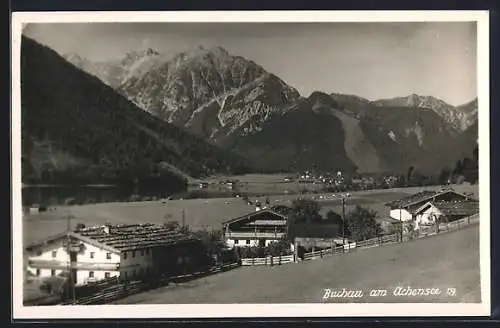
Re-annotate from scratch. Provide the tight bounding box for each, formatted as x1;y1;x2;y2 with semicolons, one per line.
433;200;480;216
222;208;288;226
385;189;475;209
414;199;479;217
75;223;197;252
25;223;198;253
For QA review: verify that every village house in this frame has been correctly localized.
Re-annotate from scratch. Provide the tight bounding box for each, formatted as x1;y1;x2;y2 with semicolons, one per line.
25;223;207;286
385;189;478;229
413;199;479;229
222;204;345;255
222;206;289;249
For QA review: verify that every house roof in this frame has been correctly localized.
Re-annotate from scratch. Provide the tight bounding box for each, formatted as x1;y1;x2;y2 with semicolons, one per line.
385;189;475;209
288;223;340;239
415;200;480;217
25;223;197;253
222;208;288;225
375;216;402;224
75;223;197;252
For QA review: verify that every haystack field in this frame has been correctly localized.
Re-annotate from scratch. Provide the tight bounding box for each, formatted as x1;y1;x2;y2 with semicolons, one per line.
112;224;481;304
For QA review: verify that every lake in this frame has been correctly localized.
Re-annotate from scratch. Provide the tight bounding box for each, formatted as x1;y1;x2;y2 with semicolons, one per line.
21;184;185;207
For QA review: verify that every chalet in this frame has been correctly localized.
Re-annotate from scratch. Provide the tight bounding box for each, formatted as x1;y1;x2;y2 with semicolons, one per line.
222;207;289;249
25;223;207;286
222;204;344;254
413;199;479;229
384;189;477;223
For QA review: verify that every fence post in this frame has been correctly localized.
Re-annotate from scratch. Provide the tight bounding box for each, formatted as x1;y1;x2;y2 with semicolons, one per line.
467;215;470;225
252;256;255;266
320;249;323;258
279;254;282;265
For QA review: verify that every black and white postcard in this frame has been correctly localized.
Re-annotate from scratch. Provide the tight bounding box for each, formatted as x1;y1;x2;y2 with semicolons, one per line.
11;10;491;319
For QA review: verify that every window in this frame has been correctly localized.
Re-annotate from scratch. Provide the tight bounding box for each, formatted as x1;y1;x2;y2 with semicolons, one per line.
140;250;144;256
89;271;94;278
124;271;128;279
106;252;111;260
234;240;239;244
90;252;95;259
36;269;40;276
51;251;57;258
145;249;149;255
104;272;110;279
246;240;250;245
132;251;136;258
123;252;127;259
51;269;56;276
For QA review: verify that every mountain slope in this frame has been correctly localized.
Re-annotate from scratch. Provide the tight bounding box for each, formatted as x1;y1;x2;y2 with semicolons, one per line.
372;94;477;132
68;46;357;173
21;36;251;185
220;98;357;173
307;92;477;175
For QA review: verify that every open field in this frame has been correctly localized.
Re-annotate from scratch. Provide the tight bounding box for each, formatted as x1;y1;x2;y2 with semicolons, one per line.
112;224;481;304
22;183;478;246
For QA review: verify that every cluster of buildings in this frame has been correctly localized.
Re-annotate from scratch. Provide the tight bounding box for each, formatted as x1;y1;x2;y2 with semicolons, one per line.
384;189;479;230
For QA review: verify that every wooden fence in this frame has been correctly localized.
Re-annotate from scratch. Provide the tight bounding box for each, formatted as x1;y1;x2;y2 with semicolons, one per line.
240;213;479;265
57;262;241;305
240;254;294;266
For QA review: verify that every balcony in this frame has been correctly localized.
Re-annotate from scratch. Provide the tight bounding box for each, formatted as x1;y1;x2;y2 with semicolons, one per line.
27;259;120;271
225;231;286;239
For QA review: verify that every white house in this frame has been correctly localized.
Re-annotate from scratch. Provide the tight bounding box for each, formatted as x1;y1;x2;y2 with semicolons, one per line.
25;223;201;286
413;199;480;229
385;189;477;229
222;207;289;248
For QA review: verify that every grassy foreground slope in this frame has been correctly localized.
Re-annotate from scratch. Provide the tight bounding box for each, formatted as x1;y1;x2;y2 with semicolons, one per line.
113;224;480;304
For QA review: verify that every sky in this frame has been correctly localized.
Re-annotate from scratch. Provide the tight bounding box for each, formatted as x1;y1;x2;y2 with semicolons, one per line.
22;22;477;106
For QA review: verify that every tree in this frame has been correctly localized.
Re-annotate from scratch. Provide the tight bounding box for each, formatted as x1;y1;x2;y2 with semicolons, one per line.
290;198;322;224
267;238;293;256
406;166;414;185
344;205;381;241
438;167;451;185
324;210;343;226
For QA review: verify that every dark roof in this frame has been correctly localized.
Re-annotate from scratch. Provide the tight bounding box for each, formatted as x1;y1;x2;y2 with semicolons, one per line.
26;223;198;253
375;216;402;224
270;205;294;216
385;190;473;209
75;223;197;252
431;200;479;216
288;223;340;239
222;208;288;225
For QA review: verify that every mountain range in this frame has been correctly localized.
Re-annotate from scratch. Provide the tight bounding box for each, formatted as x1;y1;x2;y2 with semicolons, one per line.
22;38;478;182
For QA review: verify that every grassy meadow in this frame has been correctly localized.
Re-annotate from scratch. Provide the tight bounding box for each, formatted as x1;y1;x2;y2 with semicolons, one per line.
112;224;480;304
22;179;479;246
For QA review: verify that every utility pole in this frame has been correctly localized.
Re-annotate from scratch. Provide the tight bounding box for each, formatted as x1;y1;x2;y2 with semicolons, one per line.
182;208;186;231
342;197;346;248
336;193;350;253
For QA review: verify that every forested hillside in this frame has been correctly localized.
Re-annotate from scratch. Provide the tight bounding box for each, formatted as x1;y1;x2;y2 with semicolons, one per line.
21;36;251;186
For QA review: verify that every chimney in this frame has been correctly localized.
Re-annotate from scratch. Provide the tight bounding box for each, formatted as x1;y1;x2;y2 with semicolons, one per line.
255;201;262;212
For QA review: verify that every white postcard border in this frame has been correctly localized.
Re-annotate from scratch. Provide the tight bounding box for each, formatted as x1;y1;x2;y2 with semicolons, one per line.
11;10;491;319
